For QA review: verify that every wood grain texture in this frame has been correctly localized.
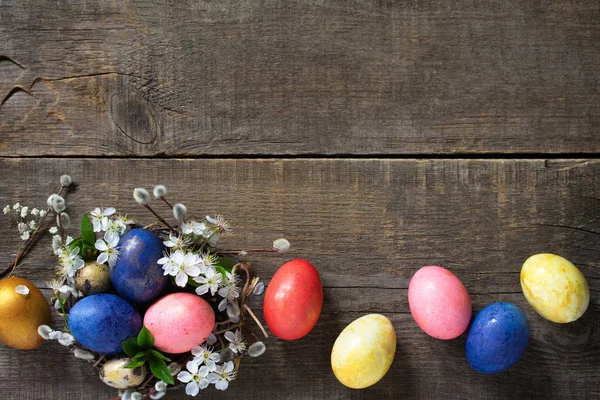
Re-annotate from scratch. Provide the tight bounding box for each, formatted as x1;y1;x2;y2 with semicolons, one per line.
0;158;598;399
1;0;599;156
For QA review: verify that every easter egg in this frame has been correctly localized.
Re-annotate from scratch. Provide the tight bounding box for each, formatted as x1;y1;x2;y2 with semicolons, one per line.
465;302;529;374
68;294;142;354
264;259;323;340
76;261;112;296
100;357;147;389
331;314;396;389
0;277;51;350
408;266;471;340
144;293;215;354
520;253;589;323
111;228;168;303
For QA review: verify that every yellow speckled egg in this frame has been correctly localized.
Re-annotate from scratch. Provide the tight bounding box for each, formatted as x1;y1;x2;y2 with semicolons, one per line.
75;261;112;296
100;358;147;389
331;314;396;389
0;277;51;350
520;253;589;323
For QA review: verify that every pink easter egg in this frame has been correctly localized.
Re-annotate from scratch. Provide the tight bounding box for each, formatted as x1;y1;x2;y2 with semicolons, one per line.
144;293;215;354
408;266;471;340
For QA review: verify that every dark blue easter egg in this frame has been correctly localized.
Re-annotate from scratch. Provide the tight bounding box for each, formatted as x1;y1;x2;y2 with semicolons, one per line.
465;302;529;374
68;294;142;354
111;228;168;303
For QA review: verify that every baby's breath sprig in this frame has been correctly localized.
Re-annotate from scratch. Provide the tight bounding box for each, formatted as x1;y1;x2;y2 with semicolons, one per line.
0;175;74;279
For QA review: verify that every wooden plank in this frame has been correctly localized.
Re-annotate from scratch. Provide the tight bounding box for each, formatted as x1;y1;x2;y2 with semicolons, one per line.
1;0;599;156
0;158;598;399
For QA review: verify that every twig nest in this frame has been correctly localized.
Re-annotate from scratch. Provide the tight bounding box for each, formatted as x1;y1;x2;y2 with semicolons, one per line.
100;358;147;389
75;261;112;296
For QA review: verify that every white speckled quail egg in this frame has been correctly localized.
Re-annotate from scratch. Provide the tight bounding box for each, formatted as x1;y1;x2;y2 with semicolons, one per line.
75;261;112;295
100;358;146;389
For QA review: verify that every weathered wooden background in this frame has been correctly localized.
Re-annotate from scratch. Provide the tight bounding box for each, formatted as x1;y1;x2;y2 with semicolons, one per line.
0;1;599;399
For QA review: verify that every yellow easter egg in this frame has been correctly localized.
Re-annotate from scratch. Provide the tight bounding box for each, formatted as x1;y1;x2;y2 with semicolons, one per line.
520;254;589;323
0;277;51;350
331;314;396;389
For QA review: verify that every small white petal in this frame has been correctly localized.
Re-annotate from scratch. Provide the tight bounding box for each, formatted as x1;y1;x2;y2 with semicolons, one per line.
215;380;229;391
97;252;108;265
175;271;188;287
186;382;200;397
15;285;29;295
253;282;265;296
206;334;217;346
224;331;236;343
177;371;192;383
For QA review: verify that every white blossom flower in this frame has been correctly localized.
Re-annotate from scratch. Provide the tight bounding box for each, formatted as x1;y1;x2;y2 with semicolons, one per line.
191;345;220;370
95;231;120;267
172;203;187;221
197;252;218;274
90;207;115;232
30;208;40;216
206;334;217;346
218;272;240;311
56;247;85;277
46;279;72;294
181;220;207;236
153;185;167;198
3;205;10;214
20;230;30;241
177;361;211;397
194;268;223;296
224;330;246;354
15;285;29;295
158;250;201;287
206;215;232;234
163;234;190;250
248;341;266;357
208;361;235;391
49;226;58;234
20;206;28;218
105;216;127;236
133;188;151;205
39;209;47;217
28;220;37;230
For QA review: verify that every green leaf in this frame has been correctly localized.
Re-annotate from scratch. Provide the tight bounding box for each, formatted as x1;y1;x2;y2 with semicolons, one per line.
131;351;147;362
80;214;96;244
150;349;171;362
122;337;142;357
148;353;174;385
137;326;154;349
215;265;228;280
125;355;147;369
215;256;236;271
67;237;83;253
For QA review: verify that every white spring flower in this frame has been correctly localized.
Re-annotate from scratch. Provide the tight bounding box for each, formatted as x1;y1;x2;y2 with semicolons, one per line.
224;329;246;354
273;238;290;253
30;208;40;216
158;250;201;287
163;233;190;250
15;285;29;295
153;185;167;198
20;206;28;218
177;361;211;397
95;231;120;267
37;325;54;340
172;203;187;221
28;220;37;230
206;215;232;234
194;268;222;296
105;216;128;236
191;345;221;370
60;174;73;187
208;361;235;391
218;272;240;311
197;252;218;274
248;341;266;357
181;220;207;236
57;247;85;276
90;207;116;232
133;187;151;205
49;226;58;235
3;205;10;214
51;195;66;213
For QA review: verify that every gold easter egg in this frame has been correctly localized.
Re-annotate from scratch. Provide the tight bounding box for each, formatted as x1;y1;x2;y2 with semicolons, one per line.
75;261;112;296
0;277;51;350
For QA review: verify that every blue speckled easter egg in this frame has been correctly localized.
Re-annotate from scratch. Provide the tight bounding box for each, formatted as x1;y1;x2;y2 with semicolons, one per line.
111;228;168;303
68;294;142;354
465;302;529;374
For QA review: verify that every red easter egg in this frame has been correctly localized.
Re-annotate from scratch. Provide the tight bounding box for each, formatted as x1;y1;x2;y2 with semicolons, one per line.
264;259;323;340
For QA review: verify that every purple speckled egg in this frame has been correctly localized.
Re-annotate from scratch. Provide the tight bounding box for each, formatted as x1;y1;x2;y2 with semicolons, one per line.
144;293;215;354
